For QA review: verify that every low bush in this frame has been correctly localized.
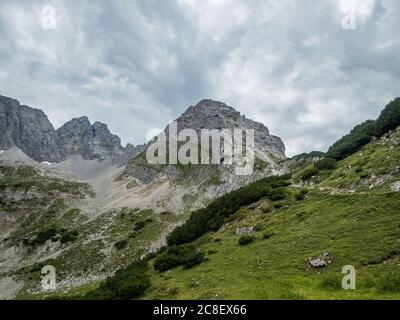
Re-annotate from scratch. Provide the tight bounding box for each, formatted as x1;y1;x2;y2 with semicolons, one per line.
60;230;78;244
133;221;146;231
114;240;128;251
315;158;337;170
300;166;319;181
262;231;274;239
269;190;286;202
327;98;400;161
86;261;150;300
238;235;254;245
327;120;377;161
154;244;205;272
167;175;291;246
375;97;400;137
273;202;284;209
376;272;400;293
296;192;305;201
32;227;58;245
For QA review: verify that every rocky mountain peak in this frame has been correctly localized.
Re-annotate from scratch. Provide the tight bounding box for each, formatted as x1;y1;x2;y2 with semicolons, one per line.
57;117;130;163
0;94;142;164
171;99;284;159
0;95;63;162
181;99;241;125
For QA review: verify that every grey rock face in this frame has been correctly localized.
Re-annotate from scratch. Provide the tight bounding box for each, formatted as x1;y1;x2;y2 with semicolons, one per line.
57;117;140;164
124;99;287;186
170;99;286;159
0;95;142;165
235;226;254;235
308;252;333;268
0;95;63;162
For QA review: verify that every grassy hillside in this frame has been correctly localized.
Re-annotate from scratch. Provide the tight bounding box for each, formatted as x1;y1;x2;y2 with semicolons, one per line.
0;163;183;298
145;189;400;299
7;125;400;300
143;128;400;299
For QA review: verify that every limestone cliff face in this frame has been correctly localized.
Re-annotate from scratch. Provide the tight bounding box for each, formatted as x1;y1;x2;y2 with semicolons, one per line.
57;117;143;164
173;99;286;159
0;95;63;162
123;99;288;201
0;95;142;165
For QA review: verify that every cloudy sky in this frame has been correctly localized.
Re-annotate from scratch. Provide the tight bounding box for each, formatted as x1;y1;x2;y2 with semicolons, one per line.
0;0;399;156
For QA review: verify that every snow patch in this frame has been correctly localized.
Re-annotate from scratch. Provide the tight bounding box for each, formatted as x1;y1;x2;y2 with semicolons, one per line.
0;150;4;154
41;161;54;166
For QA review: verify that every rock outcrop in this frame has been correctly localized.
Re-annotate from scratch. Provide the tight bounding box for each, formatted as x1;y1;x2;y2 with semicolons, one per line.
175;99;286;159
0;95;63;162
0;95;142;165
124;99;287;182
57;117;142;164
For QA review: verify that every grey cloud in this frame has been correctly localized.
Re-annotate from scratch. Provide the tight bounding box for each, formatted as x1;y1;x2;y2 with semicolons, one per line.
0;0;399;155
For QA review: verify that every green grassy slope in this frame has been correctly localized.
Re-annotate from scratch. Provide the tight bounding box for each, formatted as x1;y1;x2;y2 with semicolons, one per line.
144;190;400;299
140;128;400;300
9;127;400;300
0;164;182;298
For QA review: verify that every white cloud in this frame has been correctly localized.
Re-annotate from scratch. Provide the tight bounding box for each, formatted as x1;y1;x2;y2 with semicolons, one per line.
0;0;399;156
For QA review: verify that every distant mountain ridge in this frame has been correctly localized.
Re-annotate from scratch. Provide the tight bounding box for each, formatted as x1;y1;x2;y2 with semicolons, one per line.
0;95;143;164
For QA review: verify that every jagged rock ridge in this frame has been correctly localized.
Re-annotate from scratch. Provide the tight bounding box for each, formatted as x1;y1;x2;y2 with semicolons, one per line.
175;99;286;158
0;96;63;162
0;95;143;164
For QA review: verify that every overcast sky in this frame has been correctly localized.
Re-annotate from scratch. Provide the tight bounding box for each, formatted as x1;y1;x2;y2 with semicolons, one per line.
0;0;399;156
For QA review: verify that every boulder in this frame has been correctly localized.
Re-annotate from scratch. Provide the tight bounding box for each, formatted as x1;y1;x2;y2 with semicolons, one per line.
308;251;333;268
235;226;254;235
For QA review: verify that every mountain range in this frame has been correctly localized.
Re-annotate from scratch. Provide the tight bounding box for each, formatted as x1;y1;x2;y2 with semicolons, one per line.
0;94;288;299
1;94;400;300
0;95;143;165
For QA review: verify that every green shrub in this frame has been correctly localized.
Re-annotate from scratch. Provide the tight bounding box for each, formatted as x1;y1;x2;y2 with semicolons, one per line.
114;240;128;251
273;202;284;209
359;172;369;179
33;227;58;245
238;235;254;245
154;244;205;272
167;175;290;246
262;231;274;239
269;190;286;202
327;120;377;161
315;158;337;170
270;180;291;188
296;192;306;201
86;261;150;300
327;98;400;161
376;271;400;292
292;151;326;161
375;98;400;137
300;166;319;181
133;221;146;231
60;230;78;244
